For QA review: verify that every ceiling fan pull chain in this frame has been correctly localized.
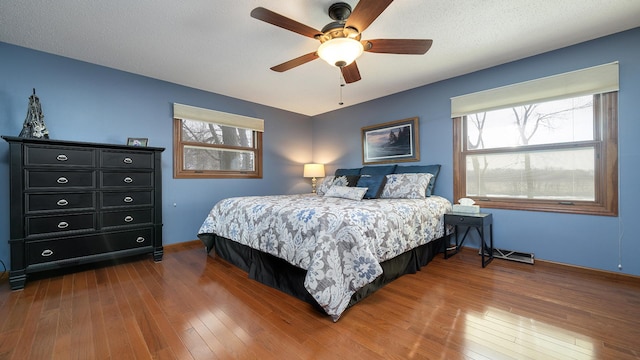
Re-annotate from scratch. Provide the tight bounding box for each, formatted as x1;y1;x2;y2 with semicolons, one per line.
338;70;345;105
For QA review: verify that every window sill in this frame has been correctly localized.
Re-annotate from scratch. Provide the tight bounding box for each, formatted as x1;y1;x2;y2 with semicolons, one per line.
471;198;617;216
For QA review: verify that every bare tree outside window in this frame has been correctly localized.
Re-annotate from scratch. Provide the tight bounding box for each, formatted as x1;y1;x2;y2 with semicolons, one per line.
174;118;262;179
454;92;617;216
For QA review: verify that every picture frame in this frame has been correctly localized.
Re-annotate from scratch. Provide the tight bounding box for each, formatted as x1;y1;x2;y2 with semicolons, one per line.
361;117;419;165
127;137;148;147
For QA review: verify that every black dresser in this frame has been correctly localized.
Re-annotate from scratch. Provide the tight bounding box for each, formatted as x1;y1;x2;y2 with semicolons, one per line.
2;136;164;290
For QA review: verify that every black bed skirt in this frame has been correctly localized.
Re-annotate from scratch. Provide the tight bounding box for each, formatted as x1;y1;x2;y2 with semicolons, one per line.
198;233;445;315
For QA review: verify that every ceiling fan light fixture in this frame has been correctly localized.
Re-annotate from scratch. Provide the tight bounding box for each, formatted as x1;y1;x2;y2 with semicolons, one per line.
317;37;364;68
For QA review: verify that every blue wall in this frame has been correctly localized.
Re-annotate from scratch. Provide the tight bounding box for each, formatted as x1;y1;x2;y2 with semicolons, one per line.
1;27;639;277
0;42;313;271
312;27;640;276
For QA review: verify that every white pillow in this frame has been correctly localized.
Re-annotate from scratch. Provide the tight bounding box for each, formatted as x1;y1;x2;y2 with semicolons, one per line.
324;185;368;201
381;173;433;199
316;176;335;196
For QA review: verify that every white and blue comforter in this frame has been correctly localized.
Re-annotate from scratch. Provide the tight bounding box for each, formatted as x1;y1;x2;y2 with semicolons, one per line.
197;194;451;321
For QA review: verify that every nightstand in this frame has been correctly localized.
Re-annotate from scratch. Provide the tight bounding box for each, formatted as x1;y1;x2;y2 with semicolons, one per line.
444;212;494;267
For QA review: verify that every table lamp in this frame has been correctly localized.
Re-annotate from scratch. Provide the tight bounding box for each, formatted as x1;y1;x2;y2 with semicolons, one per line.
303;163;325;193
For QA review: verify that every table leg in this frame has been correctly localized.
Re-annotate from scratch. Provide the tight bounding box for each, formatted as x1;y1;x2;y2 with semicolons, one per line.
481;224;494;268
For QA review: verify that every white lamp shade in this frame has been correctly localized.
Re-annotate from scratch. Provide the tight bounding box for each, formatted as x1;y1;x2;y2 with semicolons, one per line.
303;163;325;178
317;38;364;67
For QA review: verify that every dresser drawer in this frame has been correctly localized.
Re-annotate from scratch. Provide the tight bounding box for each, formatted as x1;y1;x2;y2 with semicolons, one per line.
26;170;95;189
102;208;153;228
26;192;96;212
26;213;96;237
101;171;152;188
26;145;95;167
101;190;153;207
26;228;153;265
101;150;153;169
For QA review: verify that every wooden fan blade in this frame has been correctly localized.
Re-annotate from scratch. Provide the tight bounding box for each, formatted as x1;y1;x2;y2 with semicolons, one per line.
270;52;319;72
345;0;393;33
251;7;321;39
341;62;362;84
363;39;433;54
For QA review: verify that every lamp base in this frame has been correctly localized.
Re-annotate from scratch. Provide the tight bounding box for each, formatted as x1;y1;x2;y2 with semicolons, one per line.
311;177;317;193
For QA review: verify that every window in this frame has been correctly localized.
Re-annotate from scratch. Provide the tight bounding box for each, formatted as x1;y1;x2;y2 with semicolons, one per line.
173;103;263;178
452;63;618;216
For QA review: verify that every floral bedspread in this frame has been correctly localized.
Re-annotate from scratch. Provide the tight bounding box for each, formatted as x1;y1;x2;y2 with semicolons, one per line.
197;194;451;321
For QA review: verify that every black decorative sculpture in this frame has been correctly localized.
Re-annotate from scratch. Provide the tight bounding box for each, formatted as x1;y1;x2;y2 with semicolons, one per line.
19;88;49;139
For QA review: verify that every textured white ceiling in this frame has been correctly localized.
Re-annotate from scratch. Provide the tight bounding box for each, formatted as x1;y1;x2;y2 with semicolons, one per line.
1;0;639;116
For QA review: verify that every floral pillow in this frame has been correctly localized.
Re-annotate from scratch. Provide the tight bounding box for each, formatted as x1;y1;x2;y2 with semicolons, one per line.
381;173;434;199
316;176;335;196
332;175;360;187
324;185;368;201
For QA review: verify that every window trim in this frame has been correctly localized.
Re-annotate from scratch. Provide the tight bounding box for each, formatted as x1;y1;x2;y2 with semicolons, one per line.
173;117;263;179
453;92;618;216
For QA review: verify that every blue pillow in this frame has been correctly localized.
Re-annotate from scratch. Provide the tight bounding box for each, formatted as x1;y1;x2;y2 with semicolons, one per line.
335;168;361;176
356;174;387;199
360;165;396;176
394;164;441;196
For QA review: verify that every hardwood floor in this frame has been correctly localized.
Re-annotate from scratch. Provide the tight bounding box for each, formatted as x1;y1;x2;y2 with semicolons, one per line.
0;241;638;360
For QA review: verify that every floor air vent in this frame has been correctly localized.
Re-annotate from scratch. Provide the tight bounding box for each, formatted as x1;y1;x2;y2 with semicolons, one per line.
485;248;535;264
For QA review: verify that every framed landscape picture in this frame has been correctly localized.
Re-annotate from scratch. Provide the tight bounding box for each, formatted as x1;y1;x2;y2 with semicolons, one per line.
361;117;419;164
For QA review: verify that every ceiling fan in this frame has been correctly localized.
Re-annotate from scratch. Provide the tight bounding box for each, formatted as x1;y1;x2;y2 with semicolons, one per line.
250;0;433;84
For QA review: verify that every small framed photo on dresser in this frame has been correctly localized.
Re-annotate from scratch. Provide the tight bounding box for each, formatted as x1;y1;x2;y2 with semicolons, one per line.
127;138;148;147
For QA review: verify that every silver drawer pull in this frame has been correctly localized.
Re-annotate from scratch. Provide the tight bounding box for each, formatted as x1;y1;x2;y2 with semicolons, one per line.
123;177;133;183
41;249;54;257
57;199;69;206
57;221;69;229
57;177;69;184
123;196;133;203
136;237;145;243
56;154;68;161
123;157;133;164
124;216;134;222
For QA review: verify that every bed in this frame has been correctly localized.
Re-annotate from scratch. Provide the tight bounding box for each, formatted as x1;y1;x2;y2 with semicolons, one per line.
197;165;451;321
